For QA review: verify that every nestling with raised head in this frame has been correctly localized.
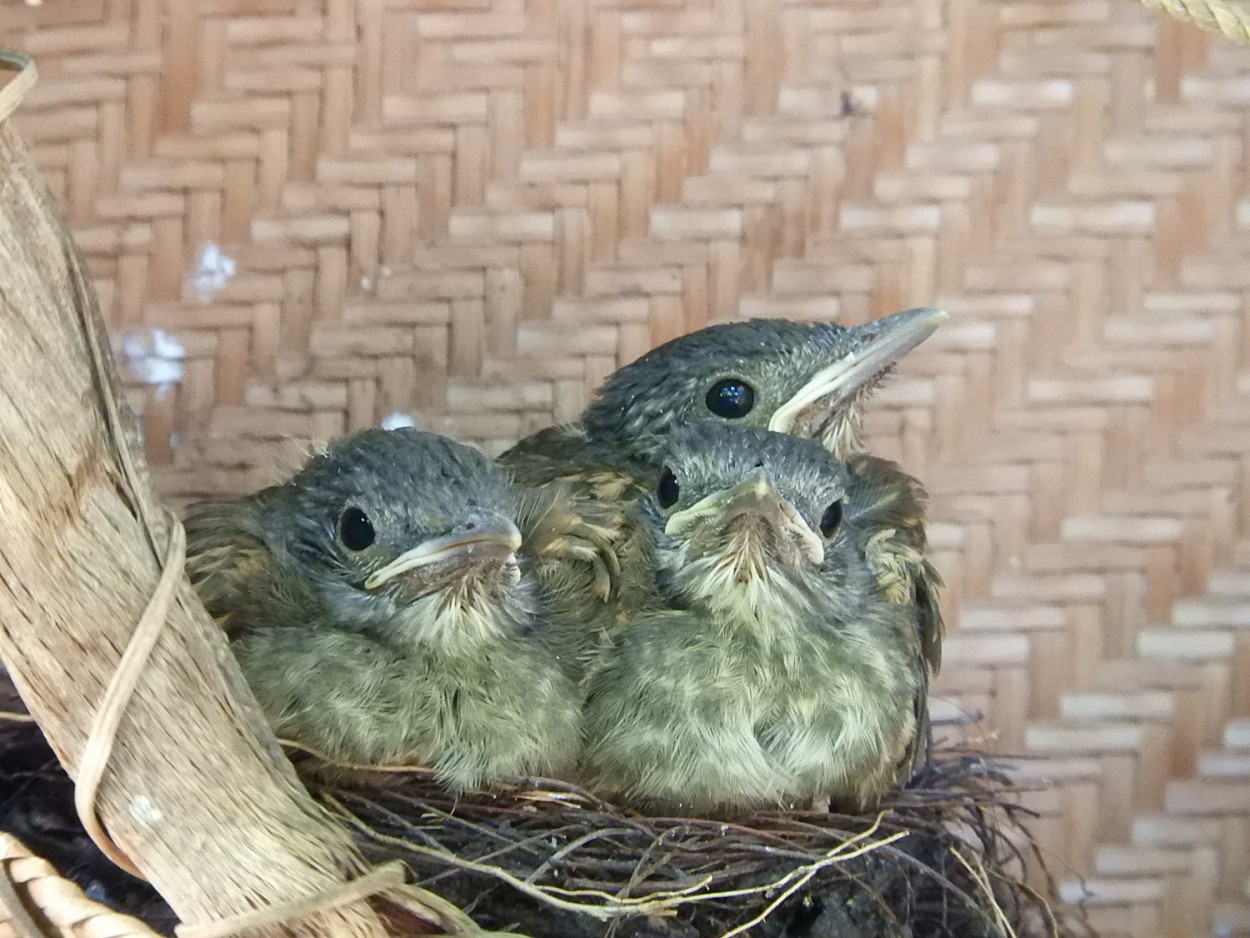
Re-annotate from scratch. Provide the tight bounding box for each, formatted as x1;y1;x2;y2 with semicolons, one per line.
502;306;948;487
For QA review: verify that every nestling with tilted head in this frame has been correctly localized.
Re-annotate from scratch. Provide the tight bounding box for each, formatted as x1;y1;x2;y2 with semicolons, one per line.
184;427;602;792
502;306;948;487
580;424;926;814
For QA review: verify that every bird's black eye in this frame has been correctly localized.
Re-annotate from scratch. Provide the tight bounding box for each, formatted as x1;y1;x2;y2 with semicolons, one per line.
705;378;755;419
338;506;375;551
657;467;680;509
820;501;843;538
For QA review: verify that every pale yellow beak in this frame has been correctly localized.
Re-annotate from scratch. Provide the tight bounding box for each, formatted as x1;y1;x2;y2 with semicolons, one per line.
364;517;523;590
664;471;824;565
769;306;948;434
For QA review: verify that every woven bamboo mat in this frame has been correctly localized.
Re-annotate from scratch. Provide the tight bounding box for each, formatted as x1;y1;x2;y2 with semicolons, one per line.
2;0;1250;935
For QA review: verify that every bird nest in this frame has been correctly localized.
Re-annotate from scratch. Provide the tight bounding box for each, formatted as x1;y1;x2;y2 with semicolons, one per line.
292;746;1083;938
1;700;1084;938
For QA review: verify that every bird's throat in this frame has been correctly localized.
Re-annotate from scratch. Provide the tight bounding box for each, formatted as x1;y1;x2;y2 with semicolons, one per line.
665;529;813;628
377;565;532;652
789;393;867;462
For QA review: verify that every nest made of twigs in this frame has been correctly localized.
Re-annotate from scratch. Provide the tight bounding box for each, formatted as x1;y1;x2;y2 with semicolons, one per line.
290;747;1087;938
4;694;1086;938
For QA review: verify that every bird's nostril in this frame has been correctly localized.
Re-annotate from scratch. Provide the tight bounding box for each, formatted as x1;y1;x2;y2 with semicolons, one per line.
465;522;476;530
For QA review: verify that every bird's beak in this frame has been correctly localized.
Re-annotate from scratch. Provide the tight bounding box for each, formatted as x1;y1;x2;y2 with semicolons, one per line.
364;514;523;590
768;306;948;434
665;471;824;565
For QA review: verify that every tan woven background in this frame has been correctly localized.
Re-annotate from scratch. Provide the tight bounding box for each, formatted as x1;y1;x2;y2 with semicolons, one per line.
2;0;1249;935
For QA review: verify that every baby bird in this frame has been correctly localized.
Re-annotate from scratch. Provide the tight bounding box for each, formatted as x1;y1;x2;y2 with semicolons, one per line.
183;427;590;792
502;306;948;488
581;425;925;814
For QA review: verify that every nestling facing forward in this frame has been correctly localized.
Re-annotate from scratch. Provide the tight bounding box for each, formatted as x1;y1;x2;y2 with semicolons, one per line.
184;427;604;792
580;425;926;814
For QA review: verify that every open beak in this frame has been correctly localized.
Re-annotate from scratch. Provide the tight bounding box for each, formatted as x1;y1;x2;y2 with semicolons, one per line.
364;513;523;590
665;471;824;565
768;306;948;434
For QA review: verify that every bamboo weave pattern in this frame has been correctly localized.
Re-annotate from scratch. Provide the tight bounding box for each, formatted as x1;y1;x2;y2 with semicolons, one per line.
1;833;160;938
1;0;1249;935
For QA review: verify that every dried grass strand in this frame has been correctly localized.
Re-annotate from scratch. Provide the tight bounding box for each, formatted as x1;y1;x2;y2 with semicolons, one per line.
174;862;406;938
73;518;185;880
331;809;620;923
949;846;1018;938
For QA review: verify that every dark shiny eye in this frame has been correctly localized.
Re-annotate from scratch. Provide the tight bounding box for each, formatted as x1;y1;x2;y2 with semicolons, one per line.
338;507;375;551
820;501;843;538
705;378;756;419
657;467;680;509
